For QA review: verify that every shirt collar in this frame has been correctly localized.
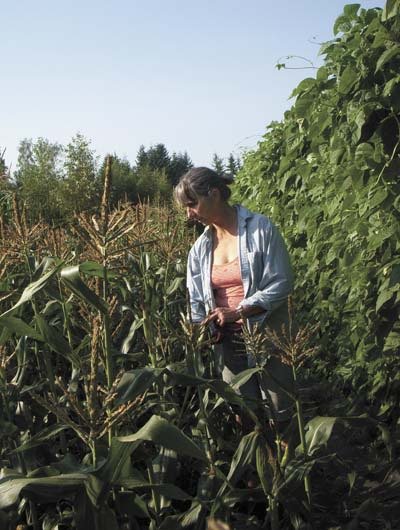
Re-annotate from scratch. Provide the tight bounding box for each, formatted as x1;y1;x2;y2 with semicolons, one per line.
202;204;252;238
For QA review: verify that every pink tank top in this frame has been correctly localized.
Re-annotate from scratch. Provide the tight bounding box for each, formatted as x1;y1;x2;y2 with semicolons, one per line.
211;257;244;326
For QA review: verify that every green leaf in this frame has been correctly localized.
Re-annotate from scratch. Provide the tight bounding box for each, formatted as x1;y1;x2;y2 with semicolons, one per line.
333;14;351;35
389;264;400;288
0;315;43;341
79;261;106;277
97;441;144;485
316;66;328;81
12;424;70;453
372;26;392;48
368;188;388;209
117;415;207;462
375;46;400;73
115;367;164;405
61;264;108;313
383;330;400;353
166;277;184;295
382;0;400;21
117;479;191;501
212;367;261;412
343;4;360;19
338;65;358;94
35;313;78;364
256;443;273;496
348;471;357;494
0;264;62;319
0;473;87;509
115;491;150;519
303;416;337;455
383;76;400;97
376;288;395;311
291;77;316;98
354;142;375;169
217;432;260;496
295;95;314;118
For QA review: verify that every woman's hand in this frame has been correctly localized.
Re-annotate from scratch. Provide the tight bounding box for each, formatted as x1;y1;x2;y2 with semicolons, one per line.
203;307;240;327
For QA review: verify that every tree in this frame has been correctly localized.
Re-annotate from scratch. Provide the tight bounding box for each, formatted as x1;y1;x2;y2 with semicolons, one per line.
135;145;148;169
227;153;242;175
134;165;171;202
169;151;193;186
15;137;64;222
62;133;99;214
98;154;137;206
146;144;171;172
134;144;173;200
211;153;225;174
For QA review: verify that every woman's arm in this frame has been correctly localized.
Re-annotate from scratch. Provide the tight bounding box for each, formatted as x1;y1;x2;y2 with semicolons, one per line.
203;304;265;327
238;219;293;314
187;245;207;323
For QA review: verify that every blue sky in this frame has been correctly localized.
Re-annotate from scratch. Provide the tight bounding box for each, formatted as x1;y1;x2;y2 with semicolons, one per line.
2;0;385;171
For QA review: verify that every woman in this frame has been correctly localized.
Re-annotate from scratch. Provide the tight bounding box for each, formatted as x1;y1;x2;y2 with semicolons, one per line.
174;166;294;425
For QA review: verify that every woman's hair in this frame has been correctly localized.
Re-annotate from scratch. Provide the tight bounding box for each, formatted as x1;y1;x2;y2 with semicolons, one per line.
174;167;234;206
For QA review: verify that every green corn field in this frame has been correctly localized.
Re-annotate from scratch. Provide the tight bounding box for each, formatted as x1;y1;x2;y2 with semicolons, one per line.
0;158;397;529
1;2;400;528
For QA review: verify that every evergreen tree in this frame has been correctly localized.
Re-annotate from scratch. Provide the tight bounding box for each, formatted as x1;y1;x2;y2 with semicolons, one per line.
211;153;225;174
134;143;173;199
135;145;148;169
169;151;193;186
146;143;171;171
227;153;242;175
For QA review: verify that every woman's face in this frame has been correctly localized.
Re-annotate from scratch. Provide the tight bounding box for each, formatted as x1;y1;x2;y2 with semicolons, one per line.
185;190;219;225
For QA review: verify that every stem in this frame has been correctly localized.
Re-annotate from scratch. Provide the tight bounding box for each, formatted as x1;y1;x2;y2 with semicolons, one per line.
292;366;312;506
177;386;192;428
268;495;280;530
91;439;98;468
188;333;215;468
28;501;40;530
103;310;114;447
197;384;215;467
59;277;77;366
32;299;68;454
147;464;161;527
142;307;157;367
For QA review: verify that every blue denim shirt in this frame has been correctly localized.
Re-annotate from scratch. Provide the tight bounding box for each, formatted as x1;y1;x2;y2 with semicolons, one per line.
186;204;294;324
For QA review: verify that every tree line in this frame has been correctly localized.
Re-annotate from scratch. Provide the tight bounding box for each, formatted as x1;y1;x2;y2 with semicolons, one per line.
0;135;241;222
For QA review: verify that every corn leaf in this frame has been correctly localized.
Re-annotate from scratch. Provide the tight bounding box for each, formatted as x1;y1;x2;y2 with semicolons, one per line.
0;265;62;319
116;415;207;462
61;264;108;313
0;315;43;341
11;424;70;453
0;473;87;509
115;367;164;405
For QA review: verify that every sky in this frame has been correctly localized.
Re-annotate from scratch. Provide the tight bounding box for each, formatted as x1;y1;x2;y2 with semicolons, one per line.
2;0;385;172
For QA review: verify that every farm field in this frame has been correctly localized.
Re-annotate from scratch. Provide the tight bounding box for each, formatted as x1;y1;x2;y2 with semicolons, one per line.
1;1;400;529
0;184;398;529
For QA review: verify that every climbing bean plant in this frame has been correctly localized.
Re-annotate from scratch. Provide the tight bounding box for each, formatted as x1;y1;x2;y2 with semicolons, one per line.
234;1;400;413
